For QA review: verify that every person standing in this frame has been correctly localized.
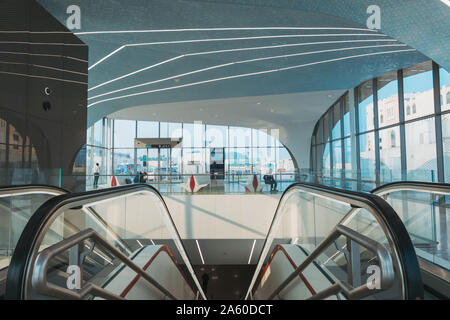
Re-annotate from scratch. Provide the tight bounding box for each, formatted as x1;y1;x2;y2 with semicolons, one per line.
201;272;210;295
93;163;100;189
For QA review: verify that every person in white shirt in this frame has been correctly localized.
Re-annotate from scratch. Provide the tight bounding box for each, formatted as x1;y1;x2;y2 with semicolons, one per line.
93;163;100;189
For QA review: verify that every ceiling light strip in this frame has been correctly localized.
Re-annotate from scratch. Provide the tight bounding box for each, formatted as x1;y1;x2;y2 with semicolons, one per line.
88;33;389;70
136;240;144;248
88;43;407;100
0;70;88;85
0;50;88;63
0;30;73;34
196;240;205;265
89;39;399;92
248;240;257;264
0;60;88;76
75;26;379;36
0;41;86;46
87;48;415;108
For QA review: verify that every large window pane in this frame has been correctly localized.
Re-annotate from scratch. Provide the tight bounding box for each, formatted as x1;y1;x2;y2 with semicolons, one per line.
183;148;206;174
323;113;330;142
332;140;342;178
0;118;6;144
379;126;401;183
229;126;251;148
359;132;375;181
403;61;434;121
316;118;323;144
441;114;450;182
378;72;399;128
254;147;276;174
206;125;227;148
114;120;136;148
323;142;331;176
405;118;437;181
331;102;341;140
227;148;251;174
169;122;182;138
315;144;323;172
440;67;450;112
343;137;352;177
343;94;351;137
137;121;158;138
358;80;374;133
113;149;135;175
159;122;183;138
93;120;103;147
277;147;294;173
182;123;205;148
253;129;276;148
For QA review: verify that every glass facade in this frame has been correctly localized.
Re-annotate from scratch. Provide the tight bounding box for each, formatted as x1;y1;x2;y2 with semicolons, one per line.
86;120;296;186
312;61;450;188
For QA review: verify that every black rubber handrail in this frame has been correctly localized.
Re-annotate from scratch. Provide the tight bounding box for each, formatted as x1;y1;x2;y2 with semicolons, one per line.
372;181;450;195
0;184;69;195
247;182;424;300
4;183;201;300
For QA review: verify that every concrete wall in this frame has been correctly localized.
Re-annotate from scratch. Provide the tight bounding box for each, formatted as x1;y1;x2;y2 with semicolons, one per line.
163;194;281;239
0;0;88;191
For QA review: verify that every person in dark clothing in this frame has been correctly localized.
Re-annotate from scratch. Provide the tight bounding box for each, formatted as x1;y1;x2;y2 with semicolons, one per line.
93;163;100;189
263;170;277;192
201;273;209;294
134;172;140;183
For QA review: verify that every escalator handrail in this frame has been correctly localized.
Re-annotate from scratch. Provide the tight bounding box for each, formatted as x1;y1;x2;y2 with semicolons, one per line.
0;184;69;197
372;181;450;196
245;182;423;300
5;183;206;300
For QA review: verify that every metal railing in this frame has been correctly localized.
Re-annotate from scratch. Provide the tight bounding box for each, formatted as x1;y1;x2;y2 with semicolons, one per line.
245;182;424;300
267;225;394;300
32;229;180;300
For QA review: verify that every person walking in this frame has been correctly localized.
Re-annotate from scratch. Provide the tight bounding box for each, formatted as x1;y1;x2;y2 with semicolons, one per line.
93;163;100;189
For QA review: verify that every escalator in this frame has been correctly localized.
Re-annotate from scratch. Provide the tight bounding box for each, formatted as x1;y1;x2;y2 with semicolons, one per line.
371;182;450;299
1;182;433;300
246;183;424;300
4;184;206;300
0;185;68;297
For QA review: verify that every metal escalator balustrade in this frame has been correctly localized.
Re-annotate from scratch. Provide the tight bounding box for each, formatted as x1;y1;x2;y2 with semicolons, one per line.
246;182;424;300
5;184;206;300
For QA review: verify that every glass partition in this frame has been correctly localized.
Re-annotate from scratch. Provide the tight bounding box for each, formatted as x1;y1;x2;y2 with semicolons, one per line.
0;186;66;273
375;185;449;272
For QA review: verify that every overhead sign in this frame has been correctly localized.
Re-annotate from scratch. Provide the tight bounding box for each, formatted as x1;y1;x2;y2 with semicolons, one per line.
134;138;182;149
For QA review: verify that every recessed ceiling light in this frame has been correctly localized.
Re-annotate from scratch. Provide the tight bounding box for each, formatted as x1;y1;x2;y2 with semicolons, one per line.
174;78;181;83
256;102;261;105
327;94;333;98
